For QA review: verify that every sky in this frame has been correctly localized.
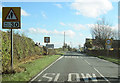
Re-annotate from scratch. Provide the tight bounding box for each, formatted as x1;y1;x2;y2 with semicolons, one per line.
0;0;119;48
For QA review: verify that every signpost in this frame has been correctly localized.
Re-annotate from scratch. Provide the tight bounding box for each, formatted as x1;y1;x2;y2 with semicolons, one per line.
2;7;21;72
105;39;112;50
105;39;112;57
44;37;50;54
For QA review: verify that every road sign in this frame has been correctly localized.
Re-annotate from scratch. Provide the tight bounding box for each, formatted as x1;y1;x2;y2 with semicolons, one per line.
105;39;112;45
44;37;50;43
2;7;21;29
46;44;54;49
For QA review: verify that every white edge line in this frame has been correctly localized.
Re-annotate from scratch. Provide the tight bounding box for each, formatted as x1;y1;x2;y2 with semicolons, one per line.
29;56;64;82
94;67;110;83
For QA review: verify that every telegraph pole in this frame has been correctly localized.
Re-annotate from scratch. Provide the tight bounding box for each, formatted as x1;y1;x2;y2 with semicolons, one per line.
63;32;65;51
64;32;65;46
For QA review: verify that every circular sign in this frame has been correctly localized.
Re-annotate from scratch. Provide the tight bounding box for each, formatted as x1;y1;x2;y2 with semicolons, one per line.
106;40;111;44
105;39;112;45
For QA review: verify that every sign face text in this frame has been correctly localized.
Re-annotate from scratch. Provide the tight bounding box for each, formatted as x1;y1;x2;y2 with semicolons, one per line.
2;7;21;29
44;37;50;43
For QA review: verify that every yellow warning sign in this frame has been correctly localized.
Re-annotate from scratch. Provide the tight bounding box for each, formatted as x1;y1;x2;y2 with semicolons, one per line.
2;7;21;29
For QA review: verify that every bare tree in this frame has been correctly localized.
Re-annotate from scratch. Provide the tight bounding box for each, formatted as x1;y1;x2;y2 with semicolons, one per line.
90;17;115;49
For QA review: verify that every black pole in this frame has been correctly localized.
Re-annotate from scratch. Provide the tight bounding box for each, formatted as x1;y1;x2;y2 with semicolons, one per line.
11;29;13;72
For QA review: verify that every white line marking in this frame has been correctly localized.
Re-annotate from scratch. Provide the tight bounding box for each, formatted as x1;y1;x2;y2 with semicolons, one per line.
94;68;110;83
81;56;110;83
38;79;41;81
29;56;64;82
84;60;91;65
68;73;80;82
42;73;55;81
81;73;97;82
54;73;60;81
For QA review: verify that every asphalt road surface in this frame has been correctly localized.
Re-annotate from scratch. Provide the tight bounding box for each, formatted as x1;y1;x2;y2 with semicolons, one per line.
29;52;119;83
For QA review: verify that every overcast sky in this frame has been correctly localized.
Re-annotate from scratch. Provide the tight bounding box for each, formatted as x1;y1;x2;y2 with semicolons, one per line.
0;0;118;48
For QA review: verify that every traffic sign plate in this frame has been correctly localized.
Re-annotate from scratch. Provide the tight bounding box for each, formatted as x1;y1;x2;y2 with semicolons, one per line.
2;7;21;29
44;37;50;43
46;44;54;48
105;39;112;45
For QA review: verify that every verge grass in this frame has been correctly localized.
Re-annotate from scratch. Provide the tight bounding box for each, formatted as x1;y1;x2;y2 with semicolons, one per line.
2;55;61;82
98;56;120;64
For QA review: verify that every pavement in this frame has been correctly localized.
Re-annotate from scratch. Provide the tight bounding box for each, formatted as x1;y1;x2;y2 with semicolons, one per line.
29;52;119;83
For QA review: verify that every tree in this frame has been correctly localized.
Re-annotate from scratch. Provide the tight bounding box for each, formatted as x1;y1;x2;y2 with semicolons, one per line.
90;17;115;49
84;42;92;49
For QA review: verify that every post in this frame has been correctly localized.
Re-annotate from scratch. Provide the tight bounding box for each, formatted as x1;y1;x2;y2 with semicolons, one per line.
11;29;13;72
63;32;65;51
47;43;48;55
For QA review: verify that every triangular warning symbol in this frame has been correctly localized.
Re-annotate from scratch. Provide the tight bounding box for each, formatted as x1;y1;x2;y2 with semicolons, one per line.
5;9;18;20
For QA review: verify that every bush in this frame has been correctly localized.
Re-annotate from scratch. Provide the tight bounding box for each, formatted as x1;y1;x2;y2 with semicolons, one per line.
1;30;42;73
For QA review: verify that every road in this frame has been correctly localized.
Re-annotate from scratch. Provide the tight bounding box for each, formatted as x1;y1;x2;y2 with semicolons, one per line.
29;52;119;83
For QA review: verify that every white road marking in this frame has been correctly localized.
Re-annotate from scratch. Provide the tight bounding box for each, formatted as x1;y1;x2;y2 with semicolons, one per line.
94;68;110;83
42;73;55;81
81;73;97;82
54;73;60;81
64;56;79;58
38;79;41;81
29;56;64;82
84;60;91;65
68;73;80;82
80;56;110;83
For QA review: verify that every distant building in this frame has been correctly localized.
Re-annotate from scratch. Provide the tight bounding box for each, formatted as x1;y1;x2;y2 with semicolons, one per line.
84;38;120;50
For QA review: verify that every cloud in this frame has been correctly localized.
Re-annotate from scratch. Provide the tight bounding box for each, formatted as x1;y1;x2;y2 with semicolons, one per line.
111;24;118;31
97;18;102;21
53;42;63;48
60;22;86;30
65;30;75;37
0;18;2;23
110;0;119;2
0;5;2;12
79;33;83;36
41;11;47;19
27;28;75;38
60;22;66;26
21;9;30;16
87;23;118;32
0;3;5;12
0;18;2;27
71;0;113;18
54;4;62;8
68;23;86;30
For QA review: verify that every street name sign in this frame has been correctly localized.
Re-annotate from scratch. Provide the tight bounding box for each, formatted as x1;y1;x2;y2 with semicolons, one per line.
44;37;50;43
2;7;21;29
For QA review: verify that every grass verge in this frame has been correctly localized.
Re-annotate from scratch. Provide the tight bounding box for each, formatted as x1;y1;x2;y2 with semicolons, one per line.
2;55;61;82
98;56;120;64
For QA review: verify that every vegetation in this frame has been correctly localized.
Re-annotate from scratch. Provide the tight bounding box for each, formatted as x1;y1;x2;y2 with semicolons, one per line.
2;55;61;81
90;17;117;49
1;30;43;73
98;56;120;65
